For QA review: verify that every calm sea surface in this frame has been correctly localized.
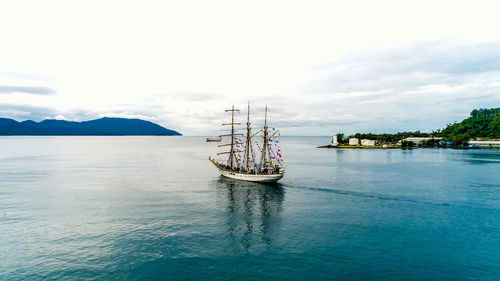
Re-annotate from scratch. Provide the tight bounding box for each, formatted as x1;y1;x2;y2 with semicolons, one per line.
0;136;499;280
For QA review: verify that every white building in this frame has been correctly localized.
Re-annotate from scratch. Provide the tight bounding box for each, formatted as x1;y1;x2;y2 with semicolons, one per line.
401;137;439;145
349;138;359;146
331;135;339;146
469;140;500;147
361;139;376;146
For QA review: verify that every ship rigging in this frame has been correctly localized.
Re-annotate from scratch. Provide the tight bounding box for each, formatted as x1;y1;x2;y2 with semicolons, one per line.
208;103;285;183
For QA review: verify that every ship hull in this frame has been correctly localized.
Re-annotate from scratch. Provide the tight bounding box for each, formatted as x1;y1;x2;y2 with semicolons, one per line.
220;169;284;183
206;137;222;142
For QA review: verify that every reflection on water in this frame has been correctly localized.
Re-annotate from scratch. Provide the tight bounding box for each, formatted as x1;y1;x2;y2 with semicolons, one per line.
447;150;500;164
214;177;284;251
2;137;499;280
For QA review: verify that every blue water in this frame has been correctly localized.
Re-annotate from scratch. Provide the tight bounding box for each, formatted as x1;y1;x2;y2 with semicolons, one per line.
0;136;499;280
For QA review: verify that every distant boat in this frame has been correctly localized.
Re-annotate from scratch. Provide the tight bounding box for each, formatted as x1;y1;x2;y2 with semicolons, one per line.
206;136;222;142
208;103;285;183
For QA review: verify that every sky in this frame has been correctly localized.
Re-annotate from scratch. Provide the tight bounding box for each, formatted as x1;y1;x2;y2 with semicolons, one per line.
1;0;500;136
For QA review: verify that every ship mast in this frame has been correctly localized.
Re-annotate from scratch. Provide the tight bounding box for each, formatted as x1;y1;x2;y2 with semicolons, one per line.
245;101;251;171
227;105;239;169
217;105;242;169
262;105;269;171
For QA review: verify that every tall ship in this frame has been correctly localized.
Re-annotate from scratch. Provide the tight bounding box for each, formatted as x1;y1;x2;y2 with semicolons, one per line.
208;103;285;183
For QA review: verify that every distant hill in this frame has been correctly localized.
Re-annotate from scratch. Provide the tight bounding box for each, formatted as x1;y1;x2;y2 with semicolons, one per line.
339;108;499;146
437;108;500;138
0;117;182;136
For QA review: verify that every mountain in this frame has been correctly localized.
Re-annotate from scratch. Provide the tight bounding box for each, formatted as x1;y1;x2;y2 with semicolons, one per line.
0;117;182;136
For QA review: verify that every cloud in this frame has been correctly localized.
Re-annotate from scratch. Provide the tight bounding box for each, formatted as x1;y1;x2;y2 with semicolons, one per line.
0;103;104;122
0;104;56;120
172;92;224;101
0;85;56;95
312;41;500;94
1;40;499;135
0;109;31;118
285;40;500;134
0;71;51;82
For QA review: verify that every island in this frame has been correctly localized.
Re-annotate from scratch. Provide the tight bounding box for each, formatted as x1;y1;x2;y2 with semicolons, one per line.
320;108;500;149
0;117;182;136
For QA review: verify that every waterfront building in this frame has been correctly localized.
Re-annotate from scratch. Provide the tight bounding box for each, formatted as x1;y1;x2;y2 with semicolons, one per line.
361;139;377;146
331;135;339;146
349;138;359;146
400;137;440;145
468;140;500;147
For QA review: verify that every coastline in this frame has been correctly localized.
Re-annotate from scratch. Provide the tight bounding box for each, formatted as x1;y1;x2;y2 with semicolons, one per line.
318;144;408;149
318;144;499;149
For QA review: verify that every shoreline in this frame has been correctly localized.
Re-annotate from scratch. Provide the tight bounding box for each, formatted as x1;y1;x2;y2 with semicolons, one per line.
318;144;500;149
318;144;402;149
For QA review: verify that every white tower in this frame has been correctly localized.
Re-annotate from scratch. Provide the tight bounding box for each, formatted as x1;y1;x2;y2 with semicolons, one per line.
331;135;339;146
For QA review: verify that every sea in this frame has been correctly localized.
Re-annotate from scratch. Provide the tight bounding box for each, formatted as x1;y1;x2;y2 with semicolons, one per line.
0;136;499;280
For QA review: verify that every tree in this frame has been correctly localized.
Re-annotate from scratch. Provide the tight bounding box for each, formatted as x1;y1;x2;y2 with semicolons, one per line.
422;139;440;147
336;133;345;144
438;108;500;138
401;140;414;148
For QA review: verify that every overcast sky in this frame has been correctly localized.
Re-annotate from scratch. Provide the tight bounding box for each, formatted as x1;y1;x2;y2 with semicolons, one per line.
1;0;499;135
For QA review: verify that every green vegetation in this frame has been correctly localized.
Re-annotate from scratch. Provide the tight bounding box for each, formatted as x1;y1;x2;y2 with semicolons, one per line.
336;108;500;147
344;131;430;144
335;133;345;144
337;145;388;149
436;108;500;140
400;140;414;148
